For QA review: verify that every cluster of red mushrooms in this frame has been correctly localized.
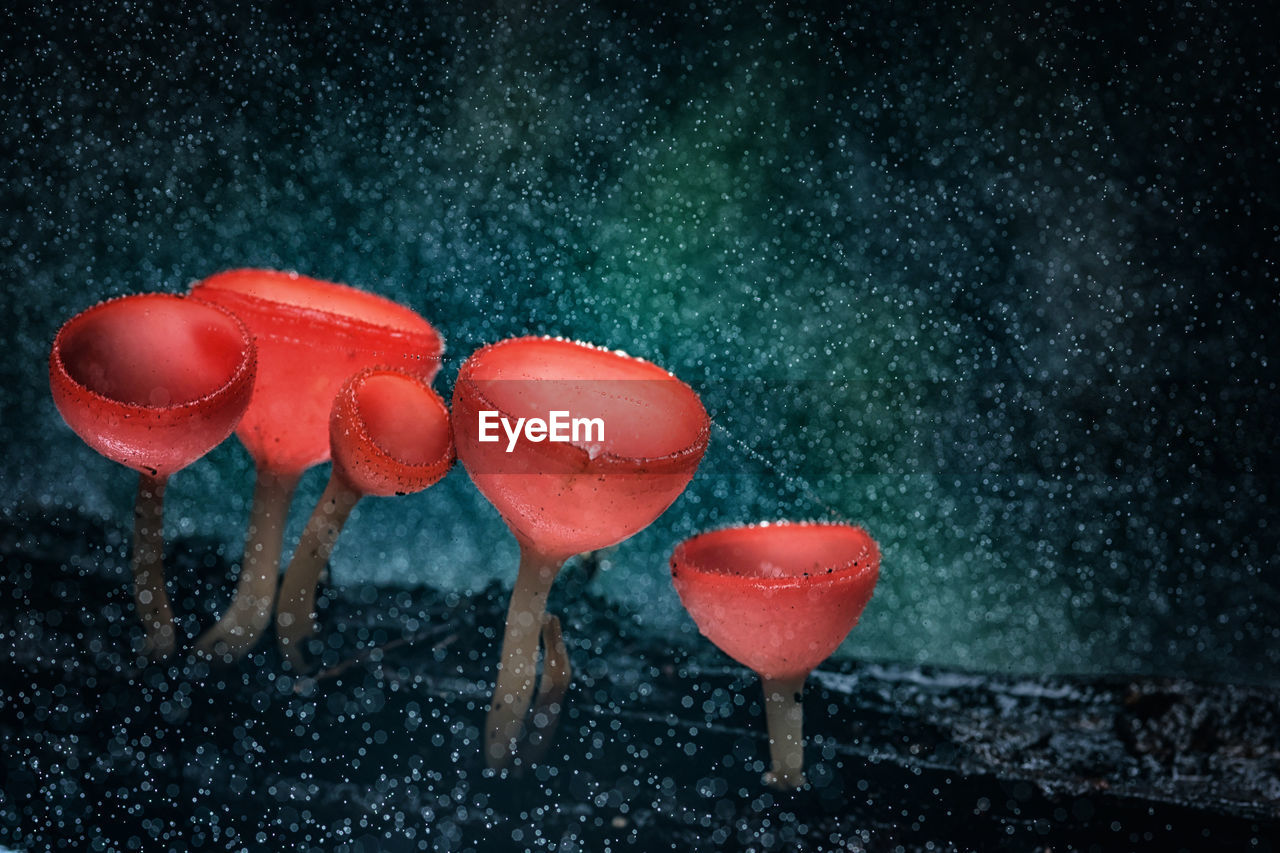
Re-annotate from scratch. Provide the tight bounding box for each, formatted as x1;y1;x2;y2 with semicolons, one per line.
48;269;880;789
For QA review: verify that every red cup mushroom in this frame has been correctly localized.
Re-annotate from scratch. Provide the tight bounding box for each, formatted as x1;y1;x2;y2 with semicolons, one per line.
49;293;256;659
452;336;710;769
275;367;454;670
670;522;880;789
189;269;443;663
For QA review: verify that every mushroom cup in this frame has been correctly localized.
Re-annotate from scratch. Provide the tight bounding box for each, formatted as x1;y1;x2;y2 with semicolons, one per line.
671;522;880;789
50;293;256;659
453;336;709;769
275;367;454;671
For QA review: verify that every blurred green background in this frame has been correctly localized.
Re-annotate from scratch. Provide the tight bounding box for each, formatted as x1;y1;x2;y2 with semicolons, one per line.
3;1;1276;681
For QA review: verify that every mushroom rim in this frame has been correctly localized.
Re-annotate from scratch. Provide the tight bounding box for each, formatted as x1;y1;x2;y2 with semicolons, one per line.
669;521;881;591
334;365;455;482
49;293;257;420
193;268;445;357
453;335;711;472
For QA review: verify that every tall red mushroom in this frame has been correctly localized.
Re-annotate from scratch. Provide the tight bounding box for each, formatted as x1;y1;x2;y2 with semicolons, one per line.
275;367;453;670
670;522;880;789
49;294;256;659
189;270;442;663
453;336;710;769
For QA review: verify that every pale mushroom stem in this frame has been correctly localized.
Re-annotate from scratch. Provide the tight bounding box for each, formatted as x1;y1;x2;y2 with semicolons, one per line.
276;473;361;670
762;675;808;790
519;614;572;766
485;543;565;769
195;469;299;662
132;473;175;661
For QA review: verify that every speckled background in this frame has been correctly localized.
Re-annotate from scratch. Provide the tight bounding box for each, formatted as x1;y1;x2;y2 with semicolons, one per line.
3;0;1277;681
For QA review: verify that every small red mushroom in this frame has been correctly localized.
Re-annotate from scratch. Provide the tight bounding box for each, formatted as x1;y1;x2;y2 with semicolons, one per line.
49;294;255;659
670;522;880;789
275;367;453;670
452;336;710;769
189;269;443;663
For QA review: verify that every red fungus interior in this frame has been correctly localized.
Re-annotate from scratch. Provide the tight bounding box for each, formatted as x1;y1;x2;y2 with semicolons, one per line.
49;294;255;478
332;369;453;498
464;337;706;461
59;296;247;408
671;523;880;682
355;373;452;467
677;523;874;581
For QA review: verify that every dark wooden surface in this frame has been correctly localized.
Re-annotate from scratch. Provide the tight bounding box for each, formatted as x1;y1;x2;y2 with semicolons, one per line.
2;510;1277;851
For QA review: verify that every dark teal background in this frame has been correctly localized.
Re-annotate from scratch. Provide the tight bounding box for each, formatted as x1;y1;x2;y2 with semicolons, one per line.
3;1;1277;681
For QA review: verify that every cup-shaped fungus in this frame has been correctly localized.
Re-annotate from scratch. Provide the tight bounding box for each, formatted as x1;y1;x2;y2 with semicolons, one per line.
49;294;256;659
189;269;443;662
452;336;710;768
670;522;880;789
275;367;453;669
